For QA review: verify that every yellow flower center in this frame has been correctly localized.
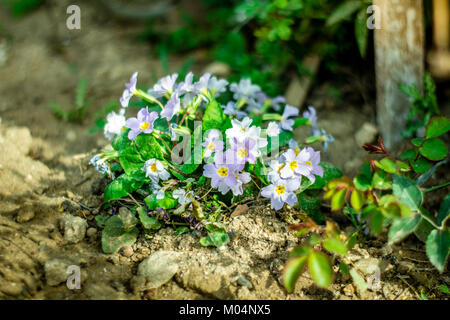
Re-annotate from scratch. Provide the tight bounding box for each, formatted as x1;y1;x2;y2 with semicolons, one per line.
289;161;298;171
207;142;215;151
306;161;312;166
275;185;286;196
237;147;248;159
217;167;229;177
241;128;246;132
140;121;150;130
277;164;285;174
150;162;158;172
294;147;300;156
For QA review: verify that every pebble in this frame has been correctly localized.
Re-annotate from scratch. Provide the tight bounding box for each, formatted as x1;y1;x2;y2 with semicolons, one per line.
44;259;71;286
60;215;88;244
137;250;180;289
237;275;253;289
354;258;379;275
121;245;134;257
86;227;97;238
16;206;35;223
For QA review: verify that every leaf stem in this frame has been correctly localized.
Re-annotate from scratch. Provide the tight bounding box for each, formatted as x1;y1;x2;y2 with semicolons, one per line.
423;181;450;194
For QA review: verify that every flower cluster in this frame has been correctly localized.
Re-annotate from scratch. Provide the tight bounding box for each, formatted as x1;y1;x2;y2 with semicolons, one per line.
262;147;323;210
92;72;333;213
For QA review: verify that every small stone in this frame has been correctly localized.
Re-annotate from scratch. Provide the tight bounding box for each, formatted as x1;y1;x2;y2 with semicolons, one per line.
16;206;35;223
66;130;77;142
354;258;379;275
343;284;355;296
44;259;71;286
121;245;134;257
137;250;180;289
86;227;97;238
230;204;249;219
237;275;253;289
355;122;378;146
60;215;88;244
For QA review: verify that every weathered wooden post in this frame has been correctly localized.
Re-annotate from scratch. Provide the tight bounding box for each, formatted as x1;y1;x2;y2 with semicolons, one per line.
374;0;425;150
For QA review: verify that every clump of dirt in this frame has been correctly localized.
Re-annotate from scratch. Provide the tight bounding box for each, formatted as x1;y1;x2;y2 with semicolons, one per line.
0;1;448;300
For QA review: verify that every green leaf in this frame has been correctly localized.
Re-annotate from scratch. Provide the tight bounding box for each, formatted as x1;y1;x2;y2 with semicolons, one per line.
388;214;422;244
266;131;294;154
200;224;230;248
426;116;450;139
174;226;190;236
414;208;435;242
293;117;309;129
323;238;348;255
350;190;364;210
144;193;178;210
438;194;450;226
374;158;396;174
426;229;450;273
419;138;448;161
392;175;423;211
369;210;384;235
309;162;343;189
308;251;333;288
202;99;226;133
137;206;162;230
350;268;367;293
439;284;450;294
331;188;346;211
326;1;362;26
354;174;372;191
289;245;313;258
104;174;144;202
355;8;368;58
95;215;108;228
101;215;139;254
283;256;308;293
401;149;417;160
372;170;392;190
254;158;269;185
411;138;424;147
298;193;323;224
119;208;138;232
411;157;431;174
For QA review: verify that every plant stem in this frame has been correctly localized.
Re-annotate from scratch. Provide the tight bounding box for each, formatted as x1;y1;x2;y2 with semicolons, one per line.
423;181;450;194
419;208;442;230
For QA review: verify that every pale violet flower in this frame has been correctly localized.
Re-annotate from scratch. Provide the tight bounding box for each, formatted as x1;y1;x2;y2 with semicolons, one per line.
89;155;110;175
194;73;211;94
225;117;253;142
160;93;181;121
176;72;195;95
321;129;335;153
148;73;178;98
120;72;138;108
218;171;251;196
142;159;170;183
173;188;194;205
230;78;261;101
125;107;158;140
288;139;301;156
267;159;285;183
261;178;299;210
104;110;126;140
209;76;228;96
266;122;281;137
203;162;240;195
202;129;224;158
303;106;320;136
280;105;299;131
156;189;165;200
280;149;311;179
229;137;258;165
223;102;247;119
300;147;324;184
247;91;267;112
270;96;286;112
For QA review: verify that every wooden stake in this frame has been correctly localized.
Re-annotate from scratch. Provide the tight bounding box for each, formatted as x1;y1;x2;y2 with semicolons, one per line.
374;0;425;150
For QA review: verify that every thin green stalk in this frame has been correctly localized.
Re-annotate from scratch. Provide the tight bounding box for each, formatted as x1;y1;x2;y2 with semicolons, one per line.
423;181;450;194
